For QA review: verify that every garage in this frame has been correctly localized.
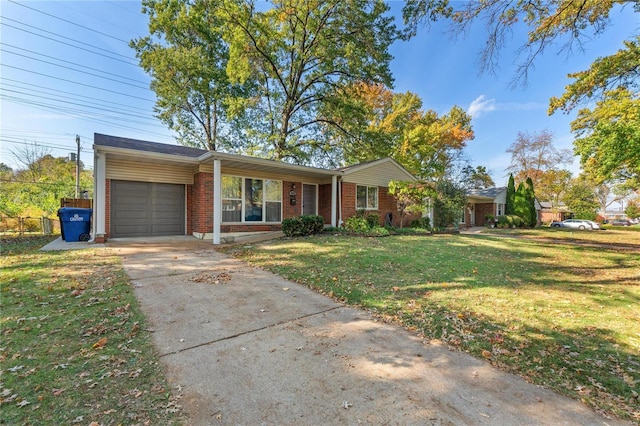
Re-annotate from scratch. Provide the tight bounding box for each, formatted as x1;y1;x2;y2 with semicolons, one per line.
110;180;185;238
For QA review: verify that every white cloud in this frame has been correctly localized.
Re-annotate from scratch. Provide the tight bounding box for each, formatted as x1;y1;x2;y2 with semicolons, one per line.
467;95;496;119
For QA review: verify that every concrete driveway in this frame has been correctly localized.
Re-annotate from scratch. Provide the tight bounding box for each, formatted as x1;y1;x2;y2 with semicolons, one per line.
108;237;625;425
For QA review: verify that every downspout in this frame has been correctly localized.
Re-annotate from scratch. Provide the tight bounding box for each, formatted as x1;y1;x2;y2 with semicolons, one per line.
338;176;343;227
331;175;337;227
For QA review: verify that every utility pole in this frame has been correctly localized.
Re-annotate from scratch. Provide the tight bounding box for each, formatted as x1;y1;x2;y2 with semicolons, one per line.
75;135;80;199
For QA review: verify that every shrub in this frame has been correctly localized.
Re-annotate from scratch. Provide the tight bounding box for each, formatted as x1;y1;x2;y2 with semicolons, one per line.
365;213;379;229
496;214;525;228
344;216;370;233
368;227;390;236
281;215;324;237
484;214;494;226
410;217;431;230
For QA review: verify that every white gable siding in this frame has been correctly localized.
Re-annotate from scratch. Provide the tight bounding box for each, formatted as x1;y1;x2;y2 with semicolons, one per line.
106;158;194;184
495;190;507;204
342;161;413;187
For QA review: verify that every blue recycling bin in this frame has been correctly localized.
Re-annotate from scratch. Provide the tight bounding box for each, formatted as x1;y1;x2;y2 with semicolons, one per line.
58;207;92;242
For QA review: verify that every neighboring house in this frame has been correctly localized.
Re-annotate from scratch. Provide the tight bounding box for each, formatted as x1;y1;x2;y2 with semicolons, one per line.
603;210;627;221
92;133;418;244
537;201;572;223
464;187;507;226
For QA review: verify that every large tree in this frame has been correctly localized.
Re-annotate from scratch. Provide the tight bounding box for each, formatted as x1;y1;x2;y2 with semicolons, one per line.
402;1;639;184
132;0;245;151
222;0;397;163
323;82;474;177
505;129;572;192
568;87;640;183
460;165;495;189
563;176;599;220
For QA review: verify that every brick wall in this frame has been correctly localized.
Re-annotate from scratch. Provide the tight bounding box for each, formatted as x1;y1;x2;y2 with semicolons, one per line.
474;203;495;226
190;172;214;234
341;182;357;221
283;180;302;219
340;182;419;228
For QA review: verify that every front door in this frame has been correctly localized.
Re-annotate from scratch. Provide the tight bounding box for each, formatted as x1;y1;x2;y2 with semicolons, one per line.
302;184;317;215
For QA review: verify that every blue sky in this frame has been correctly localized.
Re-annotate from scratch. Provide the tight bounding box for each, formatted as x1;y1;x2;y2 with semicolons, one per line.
1;1;637;185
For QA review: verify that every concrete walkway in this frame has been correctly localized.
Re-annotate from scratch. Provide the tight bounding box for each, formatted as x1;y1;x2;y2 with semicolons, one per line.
106;238;626;426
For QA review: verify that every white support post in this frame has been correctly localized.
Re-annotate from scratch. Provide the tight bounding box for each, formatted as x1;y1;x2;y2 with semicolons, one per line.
213;159;221;245
94;152;106;240
331;175;337;227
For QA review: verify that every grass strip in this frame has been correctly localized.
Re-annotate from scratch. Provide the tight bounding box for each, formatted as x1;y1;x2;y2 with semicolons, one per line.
0;235;185;425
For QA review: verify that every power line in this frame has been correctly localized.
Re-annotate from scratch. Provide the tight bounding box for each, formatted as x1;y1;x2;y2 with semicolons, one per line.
0;49;150;90
1;94;163;129
56;1;141;36
1;42;149;85
1;129;93;141
2;88;158;122
8;0;131;44
0;19;139;66
1;96;174;140
1;136;94;152
0;64;155;103
1;78;155;116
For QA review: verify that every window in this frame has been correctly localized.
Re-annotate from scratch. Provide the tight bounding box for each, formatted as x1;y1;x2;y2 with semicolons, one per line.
356;185;378;210
459;208;466;224
222;176;242;222
264;180;282;222
221;176;282;223
497;203;505;216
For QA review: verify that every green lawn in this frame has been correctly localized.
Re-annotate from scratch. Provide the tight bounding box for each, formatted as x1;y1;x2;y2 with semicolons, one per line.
225;231;640;422
0;236;185;425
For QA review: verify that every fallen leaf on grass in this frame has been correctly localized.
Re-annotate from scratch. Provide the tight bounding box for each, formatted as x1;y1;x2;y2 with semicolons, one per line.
16;399;30;408
481;350;492;359
52;388;65;396
92;337;108;349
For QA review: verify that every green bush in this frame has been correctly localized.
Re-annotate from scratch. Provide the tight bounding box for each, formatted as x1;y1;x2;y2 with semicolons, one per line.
368;227;390;236
410;217;431;230
344;216;370;233
366;213;379;229
496;214;525;228
281;215;324;237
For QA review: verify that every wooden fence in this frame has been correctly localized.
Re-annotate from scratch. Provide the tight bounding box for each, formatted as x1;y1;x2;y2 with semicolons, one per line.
0;216;61;236
61;198;92;208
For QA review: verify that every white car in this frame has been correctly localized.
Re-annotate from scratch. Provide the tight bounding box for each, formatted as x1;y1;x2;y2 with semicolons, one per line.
550;219;600;230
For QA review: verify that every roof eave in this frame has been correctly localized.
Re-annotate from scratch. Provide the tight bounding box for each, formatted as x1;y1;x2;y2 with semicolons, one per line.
93;144;201;164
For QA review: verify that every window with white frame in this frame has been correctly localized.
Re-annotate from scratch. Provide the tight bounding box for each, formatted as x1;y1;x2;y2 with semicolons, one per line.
497;203;505;216
221;176;282;223
264;180;282;222
222;176;242;222
356;185;378;210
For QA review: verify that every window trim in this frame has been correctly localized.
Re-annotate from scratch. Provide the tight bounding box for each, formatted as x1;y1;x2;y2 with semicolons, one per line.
356;184;379;210
221;175;282;223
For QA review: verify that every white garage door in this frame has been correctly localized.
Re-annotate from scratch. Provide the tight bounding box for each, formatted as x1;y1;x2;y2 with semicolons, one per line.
110;180;185;237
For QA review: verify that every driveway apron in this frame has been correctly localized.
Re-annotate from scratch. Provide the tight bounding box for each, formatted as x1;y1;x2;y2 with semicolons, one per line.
110;239;626;425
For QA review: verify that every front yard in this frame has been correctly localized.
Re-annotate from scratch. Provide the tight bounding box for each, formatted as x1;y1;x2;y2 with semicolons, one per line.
226;229;640;421
0;236;184;425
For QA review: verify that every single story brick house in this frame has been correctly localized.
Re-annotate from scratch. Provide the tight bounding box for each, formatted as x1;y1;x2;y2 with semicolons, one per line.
537;201;572;223
92;133;418;244
464;187;507;226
